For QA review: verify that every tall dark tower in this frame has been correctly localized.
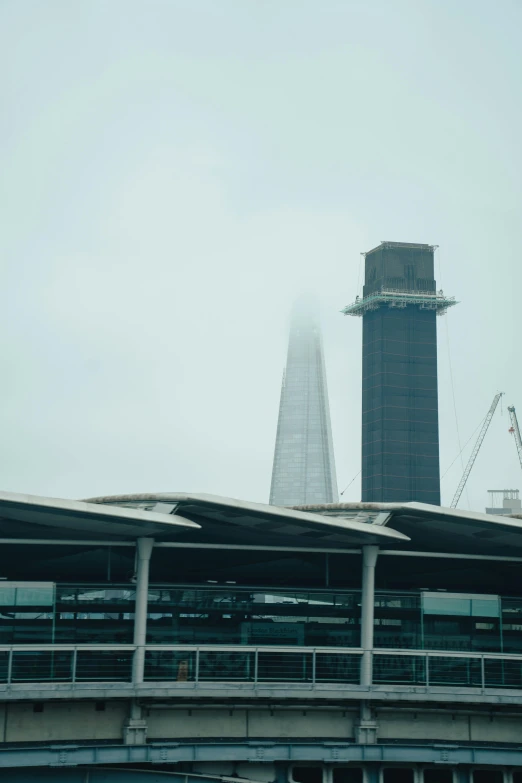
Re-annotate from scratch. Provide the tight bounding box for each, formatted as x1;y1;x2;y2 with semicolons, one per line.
343;241;457;505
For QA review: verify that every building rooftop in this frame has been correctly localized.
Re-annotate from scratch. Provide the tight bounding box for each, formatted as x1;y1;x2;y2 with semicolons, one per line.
2;490;522;590
3;490;522;559
84;491;406;548
365;241;436;255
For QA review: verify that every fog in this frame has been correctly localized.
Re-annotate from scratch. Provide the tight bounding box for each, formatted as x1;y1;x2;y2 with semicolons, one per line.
1;0;521;512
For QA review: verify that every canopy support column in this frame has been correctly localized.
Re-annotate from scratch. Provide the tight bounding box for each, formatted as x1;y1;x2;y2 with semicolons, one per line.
360;545;379;687
132;537;154;685
356;545;379;744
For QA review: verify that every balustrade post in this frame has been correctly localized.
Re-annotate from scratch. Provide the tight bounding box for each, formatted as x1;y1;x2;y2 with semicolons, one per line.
7;649;12;685
481;655;486;691
425;653;430;689
312;649;316;685
132;537;154;684
194;647;199;685
72;648;78;683
254;649;259;684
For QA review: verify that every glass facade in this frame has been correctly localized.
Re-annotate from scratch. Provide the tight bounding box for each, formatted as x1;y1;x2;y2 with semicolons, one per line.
145;587;359;646
270;298;338;506
0;584;136;644
1;582;521;655
361;243;441;504
1;582;522;692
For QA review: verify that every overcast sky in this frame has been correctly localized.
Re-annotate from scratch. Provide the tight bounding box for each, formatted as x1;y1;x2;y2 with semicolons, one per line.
1;0;521;512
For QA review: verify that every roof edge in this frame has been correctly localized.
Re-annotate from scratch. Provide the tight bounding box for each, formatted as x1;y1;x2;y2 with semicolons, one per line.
85;492;410;542
0;491;201;530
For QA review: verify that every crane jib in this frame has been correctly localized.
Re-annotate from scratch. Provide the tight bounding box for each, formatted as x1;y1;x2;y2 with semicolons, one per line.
450;393;504;509
508;406;522;471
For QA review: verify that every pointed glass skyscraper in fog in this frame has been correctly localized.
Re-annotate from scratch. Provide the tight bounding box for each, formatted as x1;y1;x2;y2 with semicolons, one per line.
269;298;338;507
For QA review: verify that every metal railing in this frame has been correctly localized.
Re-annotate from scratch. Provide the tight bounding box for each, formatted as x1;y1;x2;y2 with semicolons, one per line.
0;645;522;691
144;646;362;684
0;645;135;683
372;649;522;690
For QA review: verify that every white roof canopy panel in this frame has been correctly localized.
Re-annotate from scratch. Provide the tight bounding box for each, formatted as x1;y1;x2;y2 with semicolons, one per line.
85;492;409;548
0;491;200;542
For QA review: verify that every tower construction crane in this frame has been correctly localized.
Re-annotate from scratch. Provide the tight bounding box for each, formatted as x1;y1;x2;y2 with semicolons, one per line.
508;406;522;471
450;392;504;509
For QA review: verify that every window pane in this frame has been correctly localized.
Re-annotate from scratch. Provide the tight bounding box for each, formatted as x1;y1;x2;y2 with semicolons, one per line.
472;598;500;618
383;769;414;783
16;587;54;606
293;768;323;783
423;594;470;616
424;769;453;783
473;772;503;783
0;588;15;605
332;768;363;783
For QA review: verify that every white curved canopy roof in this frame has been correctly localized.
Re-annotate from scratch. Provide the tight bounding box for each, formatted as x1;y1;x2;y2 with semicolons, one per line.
294;501;522;556
85;491;409;547
4;489;522;557
0;491;200;541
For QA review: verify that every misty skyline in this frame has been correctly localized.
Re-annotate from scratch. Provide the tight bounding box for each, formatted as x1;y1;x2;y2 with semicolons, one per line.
1;0;521;512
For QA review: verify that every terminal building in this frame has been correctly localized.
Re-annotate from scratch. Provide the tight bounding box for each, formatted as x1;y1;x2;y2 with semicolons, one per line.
3;241;517;782
1;490;522;781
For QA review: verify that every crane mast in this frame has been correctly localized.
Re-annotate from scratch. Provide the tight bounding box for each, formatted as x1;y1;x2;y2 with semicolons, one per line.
450;392;504;509
508;406;522;471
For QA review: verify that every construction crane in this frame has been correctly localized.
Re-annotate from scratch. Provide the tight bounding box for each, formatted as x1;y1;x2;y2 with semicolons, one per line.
450;392;504;509
508;406;522;471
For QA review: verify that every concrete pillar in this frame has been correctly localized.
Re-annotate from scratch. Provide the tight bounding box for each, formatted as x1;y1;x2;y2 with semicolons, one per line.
355;700;378;745
274;762;289;783
123;700;148;745
363;765;380;783
132;537;154;685
360;544;379;687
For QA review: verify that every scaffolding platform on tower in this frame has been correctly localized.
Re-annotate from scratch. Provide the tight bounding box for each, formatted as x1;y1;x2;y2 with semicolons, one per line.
342;287;459;317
